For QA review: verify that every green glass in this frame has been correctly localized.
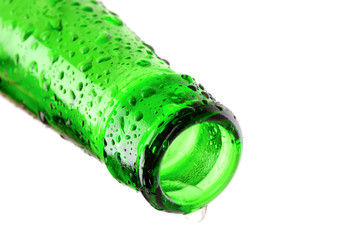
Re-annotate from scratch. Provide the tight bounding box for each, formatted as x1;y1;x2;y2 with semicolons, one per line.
0;0;242;214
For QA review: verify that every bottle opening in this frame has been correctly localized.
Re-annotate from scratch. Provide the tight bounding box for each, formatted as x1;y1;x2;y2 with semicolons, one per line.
159;121;240;213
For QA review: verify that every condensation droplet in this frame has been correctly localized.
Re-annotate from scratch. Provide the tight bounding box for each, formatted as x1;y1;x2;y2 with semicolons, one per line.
70;1;80;6
70;32;78;41
141;86;156;98
119;116;125;133
70;90;76;100
39;111;48;125
96;56;111;63
49;18;62;31
22;24;34;42
69;51;75;58
181;74;194;83
48;51;59;64
128;96;136;106
136;59;151;67
90;89;97;97
59;71;64;80
201;91;210;99
95;32;111;44
134;111;143;121
28;61;38;73
188;85;197;91
40;30;51;41
115;152;121;161
81;5;93;12
130;124;137;131
173;88;185;96
104;15;123;26
31;42;39;50
78;61;92;72
15;54;20;64
80;46;90;54
77;82;83;91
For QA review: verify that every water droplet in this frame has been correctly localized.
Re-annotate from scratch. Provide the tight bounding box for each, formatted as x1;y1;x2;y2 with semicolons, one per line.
161;58;170;65
104;15;123;26
48;51;59;64
113;153;120;163
81;5;93;12
70;32;78;41
70;1;80;6
96;56;111;63
49;18;62;31
69;51;75;58
173;88;185;96
40;30;51;41
22;24;34;42
116;135;121;143
78;61;92;72
39;111;48;125
59;71;64;80
43;81;50;92
201;91;210;99
128;96;136;106
188;85;197;91
134;111;143;121
95;32;111;44
80;46;90;54
31;42;39;50
28;61;38;73
70;90;76;100
88;89;96;97
119;116;125;133
141;86;156;98
181;74;194;83
15;54;19;64
40;71;51;92
136;59;151;67
77;82;83;91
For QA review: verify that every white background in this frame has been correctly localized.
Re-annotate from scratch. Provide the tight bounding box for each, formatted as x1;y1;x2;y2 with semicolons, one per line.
1;0;360;239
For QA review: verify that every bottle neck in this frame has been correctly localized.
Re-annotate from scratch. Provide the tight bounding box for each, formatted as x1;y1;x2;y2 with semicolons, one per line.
101;73;242;213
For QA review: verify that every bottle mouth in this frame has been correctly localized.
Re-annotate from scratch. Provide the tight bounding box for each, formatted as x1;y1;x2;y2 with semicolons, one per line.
140;103;242;214
159;121;240;213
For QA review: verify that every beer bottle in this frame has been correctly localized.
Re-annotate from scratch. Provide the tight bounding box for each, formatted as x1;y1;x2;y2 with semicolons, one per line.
0;0;242;214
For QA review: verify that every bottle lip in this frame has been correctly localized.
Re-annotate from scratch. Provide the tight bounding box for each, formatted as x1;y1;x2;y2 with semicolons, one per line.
139;101;242;214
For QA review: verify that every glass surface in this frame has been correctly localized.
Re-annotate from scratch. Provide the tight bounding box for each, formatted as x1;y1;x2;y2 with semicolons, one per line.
0;0;242;214
160;122;239;212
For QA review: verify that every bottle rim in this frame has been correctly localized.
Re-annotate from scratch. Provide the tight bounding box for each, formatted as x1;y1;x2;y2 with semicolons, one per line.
139;102;242;214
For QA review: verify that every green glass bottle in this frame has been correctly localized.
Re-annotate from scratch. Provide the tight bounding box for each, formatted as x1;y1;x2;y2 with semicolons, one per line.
0;0;242;214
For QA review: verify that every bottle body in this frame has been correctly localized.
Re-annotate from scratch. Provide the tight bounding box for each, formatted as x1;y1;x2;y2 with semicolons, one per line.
0;0;242;213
